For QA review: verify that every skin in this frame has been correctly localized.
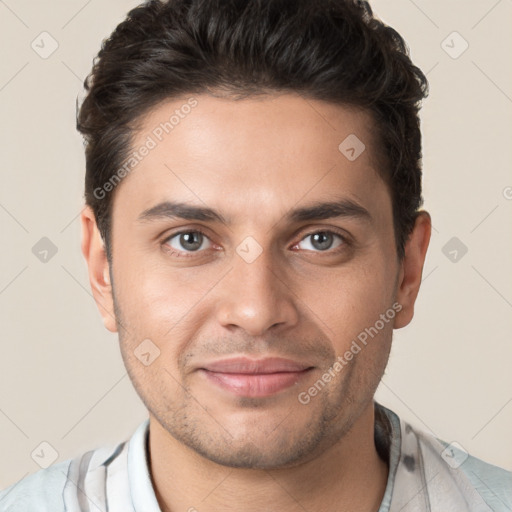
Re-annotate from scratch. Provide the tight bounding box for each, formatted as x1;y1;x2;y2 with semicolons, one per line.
81;93;431;512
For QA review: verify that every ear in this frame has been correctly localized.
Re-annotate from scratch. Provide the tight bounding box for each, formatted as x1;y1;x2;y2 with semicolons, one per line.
394;211;432;329
80;205;118;333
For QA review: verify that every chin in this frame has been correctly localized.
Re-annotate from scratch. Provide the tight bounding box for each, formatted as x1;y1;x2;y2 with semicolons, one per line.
180;419;328;470
192;442;312;470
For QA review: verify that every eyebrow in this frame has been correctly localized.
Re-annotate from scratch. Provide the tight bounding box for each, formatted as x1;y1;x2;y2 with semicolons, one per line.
136;198;372;226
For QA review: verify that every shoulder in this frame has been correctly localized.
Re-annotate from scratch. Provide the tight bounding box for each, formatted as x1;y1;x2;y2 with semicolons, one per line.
0;459;71;512
436;437;512;511
412;424;512;511
0;442;123;512
375;402;512;512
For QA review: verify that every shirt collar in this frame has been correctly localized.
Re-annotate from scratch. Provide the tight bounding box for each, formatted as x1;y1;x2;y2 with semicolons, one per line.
128;418;163;512
374;401;403;512
127;402;402;512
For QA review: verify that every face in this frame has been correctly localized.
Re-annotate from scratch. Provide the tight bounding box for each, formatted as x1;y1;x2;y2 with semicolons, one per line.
82;93;430;469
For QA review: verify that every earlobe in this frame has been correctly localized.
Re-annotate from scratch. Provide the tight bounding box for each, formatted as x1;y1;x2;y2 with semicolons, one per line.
80;206;118;333
394;211;432;329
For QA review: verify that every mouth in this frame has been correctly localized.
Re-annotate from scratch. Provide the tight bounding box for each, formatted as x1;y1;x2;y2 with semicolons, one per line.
198;357;314;398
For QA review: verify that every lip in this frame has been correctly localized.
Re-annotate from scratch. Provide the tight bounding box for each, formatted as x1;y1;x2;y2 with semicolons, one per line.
201;357;312;374
198;357;314;397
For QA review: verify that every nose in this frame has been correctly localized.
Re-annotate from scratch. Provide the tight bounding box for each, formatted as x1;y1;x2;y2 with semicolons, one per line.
215;246;300;336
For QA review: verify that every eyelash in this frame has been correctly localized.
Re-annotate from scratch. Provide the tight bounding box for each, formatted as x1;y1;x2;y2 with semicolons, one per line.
161;228;351;258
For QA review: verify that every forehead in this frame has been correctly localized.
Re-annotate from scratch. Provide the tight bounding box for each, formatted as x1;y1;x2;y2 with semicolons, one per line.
112;93;391;229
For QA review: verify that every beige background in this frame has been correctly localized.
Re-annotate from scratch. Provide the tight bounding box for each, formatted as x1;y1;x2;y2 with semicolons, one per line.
1;0;511;489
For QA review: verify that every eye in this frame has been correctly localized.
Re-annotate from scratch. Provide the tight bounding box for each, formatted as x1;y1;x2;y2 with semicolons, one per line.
295;231;346;252
162;228;348;258
164;230;212;254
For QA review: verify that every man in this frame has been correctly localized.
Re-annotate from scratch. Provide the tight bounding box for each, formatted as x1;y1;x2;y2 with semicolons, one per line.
1;0;510;510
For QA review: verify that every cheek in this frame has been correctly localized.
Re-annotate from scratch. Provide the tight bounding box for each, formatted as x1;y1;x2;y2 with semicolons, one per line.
297;256;395;341
113;255;208;335
121;344;185;416
112;258;222;383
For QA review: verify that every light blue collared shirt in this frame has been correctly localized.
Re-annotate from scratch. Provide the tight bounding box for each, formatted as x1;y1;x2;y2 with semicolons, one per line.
1;402;510;511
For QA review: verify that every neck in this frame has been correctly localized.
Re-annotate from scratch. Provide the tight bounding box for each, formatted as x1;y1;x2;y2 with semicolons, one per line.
148;402;389;512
